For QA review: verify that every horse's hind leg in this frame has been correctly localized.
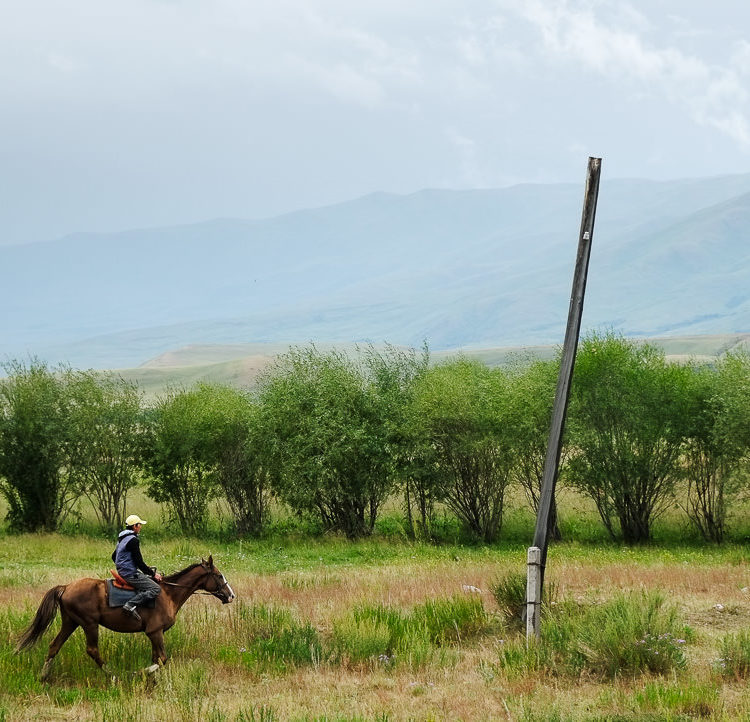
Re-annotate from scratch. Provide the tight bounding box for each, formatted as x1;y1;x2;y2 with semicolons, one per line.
82;624;113;678
40;612;78;682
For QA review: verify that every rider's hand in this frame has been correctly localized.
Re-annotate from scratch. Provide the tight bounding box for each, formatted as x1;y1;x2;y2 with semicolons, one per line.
154;572;163;582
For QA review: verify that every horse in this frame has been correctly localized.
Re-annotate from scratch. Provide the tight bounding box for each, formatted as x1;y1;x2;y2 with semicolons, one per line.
16;555;235;681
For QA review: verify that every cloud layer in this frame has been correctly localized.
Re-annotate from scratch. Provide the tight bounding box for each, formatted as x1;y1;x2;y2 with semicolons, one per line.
2;0;750;243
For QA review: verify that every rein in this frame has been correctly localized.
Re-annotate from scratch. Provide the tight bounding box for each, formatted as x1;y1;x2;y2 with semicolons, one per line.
161;581;215;596
160;572;229;598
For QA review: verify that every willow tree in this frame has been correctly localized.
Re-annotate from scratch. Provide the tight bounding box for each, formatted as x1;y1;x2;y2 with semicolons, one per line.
409;358;516;543
198;383;270;537
67;371;144;532
140;385;218;534
0;359;76;531
258;346;396;539
567;332;693;543
681;352;750;542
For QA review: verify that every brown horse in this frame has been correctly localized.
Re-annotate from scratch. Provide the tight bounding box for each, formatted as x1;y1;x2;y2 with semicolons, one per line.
16;555;235;681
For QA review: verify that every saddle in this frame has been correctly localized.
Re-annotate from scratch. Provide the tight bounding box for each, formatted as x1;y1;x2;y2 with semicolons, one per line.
105;571;156;609
110;569;134;590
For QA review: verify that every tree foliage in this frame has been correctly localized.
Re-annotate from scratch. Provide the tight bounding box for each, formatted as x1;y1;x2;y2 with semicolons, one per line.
681;352;750;542
66;372;144;532
409;359;516;542
197;383;270;537
3;336;750;545
567;332;693;543
361;344;434;539
0;360;76;531
258;346;399;538
506;356;564;539
140;385;218;534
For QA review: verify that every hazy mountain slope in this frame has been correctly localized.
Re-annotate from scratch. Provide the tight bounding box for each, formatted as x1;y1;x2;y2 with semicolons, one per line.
3;174;750;368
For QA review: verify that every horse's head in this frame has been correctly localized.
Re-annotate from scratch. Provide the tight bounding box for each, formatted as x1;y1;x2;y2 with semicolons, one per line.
199;555;235;604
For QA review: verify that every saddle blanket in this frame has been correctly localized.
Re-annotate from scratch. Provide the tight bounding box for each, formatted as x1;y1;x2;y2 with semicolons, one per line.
106;580;156;609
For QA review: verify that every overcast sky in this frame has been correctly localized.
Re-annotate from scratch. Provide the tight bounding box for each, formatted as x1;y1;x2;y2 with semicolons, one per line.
2;0;750;244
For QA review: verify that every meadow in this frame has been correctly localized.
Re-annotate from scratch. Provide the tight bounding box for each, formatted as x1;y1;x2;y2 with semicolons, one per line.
3;492;750;721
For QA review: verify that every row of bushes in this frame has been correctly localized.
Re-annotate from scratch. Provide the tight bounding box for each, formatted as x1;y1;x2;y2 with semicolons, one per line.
1;333;749;542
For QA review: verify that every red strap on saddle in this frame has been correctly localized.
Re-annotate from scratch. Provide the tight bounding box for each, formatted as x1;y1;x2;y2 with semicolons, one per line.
111;569;135;590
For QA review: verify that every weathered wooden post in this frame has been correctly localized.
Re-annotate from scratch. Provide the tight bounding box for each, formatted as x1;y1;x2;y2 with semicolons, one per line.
526;157;602;641
526;546;543;639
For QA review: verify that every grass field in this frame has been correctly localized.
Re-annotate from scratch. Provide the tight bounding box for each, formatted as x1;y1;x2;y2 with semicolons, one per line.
3;490;750;721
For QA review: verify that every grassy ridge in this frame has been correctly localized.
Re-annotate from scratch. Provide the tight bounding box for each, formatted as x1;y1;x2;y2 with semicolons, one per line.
107;333;750;397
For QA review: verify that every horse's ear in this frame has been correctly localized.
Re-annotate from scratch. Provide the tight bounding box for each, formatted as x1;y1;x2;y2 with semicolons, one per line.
208;554;214;568
201;557;207;566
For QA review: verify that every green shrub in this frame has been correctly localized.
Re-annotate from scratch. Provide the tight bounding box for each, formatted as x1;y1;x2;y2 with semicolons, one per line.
408;360;517;542
497;637;556;677
353;595;486;647
491;571;558;630
568;332;695;543
0;360;76;532
497;591;691;679
412;594;487;643
244;623;322;672
141;386;219;534
258;346;403;539
574;591;690;677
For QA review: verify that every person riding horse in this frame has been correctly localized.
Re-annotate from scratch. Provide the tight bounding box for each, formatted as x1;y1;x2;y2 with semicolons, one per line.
17;554;235;680
112;514;163;621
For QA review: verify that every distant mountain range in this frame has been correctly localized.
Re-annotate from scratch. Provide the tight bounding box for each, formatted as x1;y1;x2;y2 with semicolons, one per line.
4;174;750;369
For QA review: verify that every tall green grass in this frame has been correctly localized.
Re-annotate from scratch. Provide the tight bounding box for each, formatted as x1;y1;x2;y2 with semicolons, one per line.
217;602;322;673
715;629;750;678
490;570;558;630
634;680;718;718
497;590;692;679
332;594;488;668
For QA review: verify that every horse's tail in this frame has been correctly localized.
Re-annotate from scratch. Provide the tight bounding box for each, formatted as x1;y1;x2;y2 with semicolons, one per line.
15;585;65;652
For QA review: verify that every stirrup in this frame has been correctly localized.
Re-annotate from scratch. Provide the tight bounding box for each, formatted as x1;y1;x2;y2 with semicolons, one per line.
123;603;141;621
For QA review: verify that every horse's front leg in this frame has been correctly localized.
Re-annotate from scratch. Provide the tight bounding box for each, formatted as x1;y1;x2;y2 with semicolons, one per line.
147;628;168;666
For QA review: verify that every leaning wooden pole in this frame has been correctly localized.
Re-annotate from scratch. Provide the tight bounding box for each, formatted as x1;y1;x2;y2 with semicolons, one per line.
526;157;602;641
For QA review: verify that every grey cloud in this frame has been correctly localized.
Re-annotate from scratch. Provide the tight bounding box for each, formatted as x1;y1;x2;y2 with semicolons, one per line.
2;0;750;244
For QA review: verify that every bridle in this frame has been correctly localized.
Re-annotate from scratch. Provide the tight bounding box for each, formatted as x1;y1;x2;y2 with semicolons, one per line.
161;568;235;601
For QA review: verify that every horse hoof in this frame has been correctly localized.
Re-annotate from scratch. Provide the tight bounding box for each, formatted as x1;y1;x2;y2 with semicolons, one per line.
132;663;160;678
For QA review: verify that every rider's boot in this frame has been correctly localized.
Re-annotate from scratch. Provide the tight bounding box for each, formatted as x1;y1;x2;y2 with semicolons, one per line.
122;602;141;621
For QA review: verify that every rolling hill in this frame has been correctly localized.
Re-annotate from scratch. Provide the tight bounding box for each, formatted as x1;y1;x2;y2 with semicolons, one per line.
110;334;750;397
3;174;750;369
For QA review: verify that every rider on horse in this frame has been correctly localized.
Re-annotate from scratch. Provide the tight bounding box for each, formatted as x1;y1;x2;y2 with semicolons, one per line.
112;514;163;621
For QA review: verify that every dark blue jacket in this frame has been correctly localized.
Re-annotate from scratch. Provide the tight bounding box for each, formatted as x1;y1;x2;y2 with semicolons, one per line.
112;530;154;579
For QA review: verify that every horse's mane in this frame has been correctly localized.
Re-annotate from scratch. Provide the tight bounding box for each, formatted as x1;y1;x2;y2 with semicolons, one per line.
163;562;206;583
